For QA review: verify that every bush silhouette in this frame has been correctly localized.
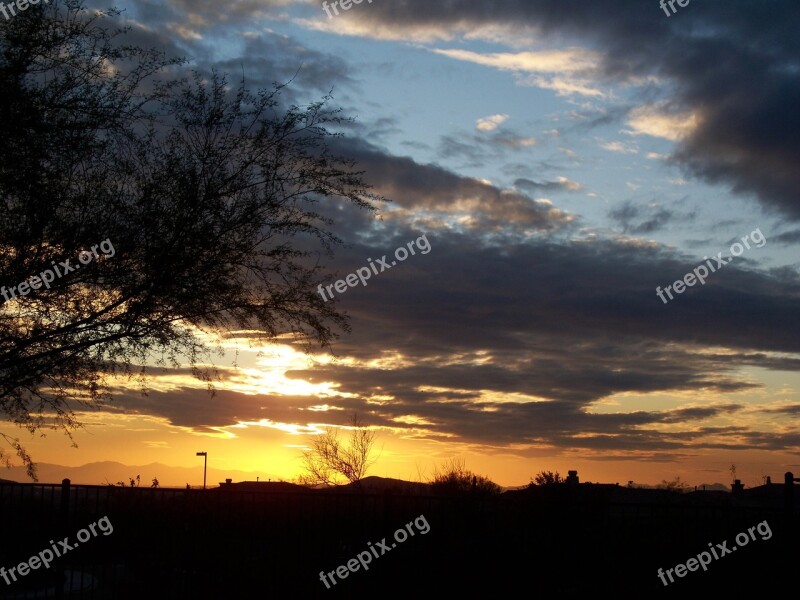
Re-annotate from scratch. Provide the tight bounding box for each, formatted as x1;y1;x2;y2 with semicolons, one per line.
430;458;501;496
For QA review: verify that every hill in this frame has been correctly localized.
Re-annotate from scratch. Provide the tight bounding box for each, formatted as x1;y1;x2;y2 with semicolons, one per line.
1;461;272;487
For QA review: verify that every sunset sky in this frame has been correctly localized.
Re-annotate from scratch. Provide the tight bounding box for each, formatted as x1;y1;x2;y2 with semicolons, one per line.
4;0;800;488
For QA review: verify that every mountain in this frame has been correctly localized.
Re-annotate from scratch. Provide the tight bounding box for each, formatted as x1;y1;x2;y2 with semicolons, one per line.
695;482;730;492
0;461;276;487
339;475;432;494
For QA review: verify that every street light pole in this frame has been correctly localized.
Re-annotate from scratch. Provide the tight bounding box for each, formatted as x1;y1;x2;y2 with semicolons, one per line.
196;451;207;489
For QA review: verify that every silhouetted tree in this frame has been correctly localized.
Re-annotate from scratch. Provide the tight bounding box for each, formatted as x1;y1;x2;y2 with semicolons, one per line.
115;475;140;488
658;476;689;493
531;470;564;486
0;0;380;479
300;413;377;486
430;458;501;496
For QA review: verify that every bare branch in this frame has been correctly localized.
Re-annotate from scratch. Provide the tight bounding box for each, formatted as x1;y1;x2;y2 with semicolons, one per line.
300;413;377;486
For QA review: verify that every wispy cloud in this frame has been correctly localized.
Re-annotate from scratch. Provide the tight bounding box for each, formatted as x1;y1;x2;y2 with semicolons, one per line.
476;114;509;131
515;176;583;193
432;48;605;97
601;141;638;154
625;105;701;141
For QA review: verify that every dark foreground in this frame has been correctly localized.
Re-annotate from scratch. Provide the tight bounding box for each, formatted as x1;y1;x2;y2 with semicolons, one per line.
0;480;796;598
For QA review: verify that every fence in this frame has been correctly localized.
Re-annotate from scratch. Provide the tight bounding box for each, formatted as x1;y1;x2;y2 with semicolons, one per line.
0;477;796;597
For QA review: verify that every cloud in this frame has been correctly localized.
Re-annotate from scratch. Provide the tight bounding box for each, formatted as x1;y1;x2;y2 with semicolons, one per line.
209;32;356;98
158;0;299;26
494;132;537;148
626;105;701;142
103;212;800;455
294;0;800;218
515;176;583;193
330;137;571;234
525;75;605;98
476;114;509;131
431;48;599;74
772;230;800;246
432;48;605;97
601;141;638;154
437;129;537;166
609;201;674;233
98;0;800;459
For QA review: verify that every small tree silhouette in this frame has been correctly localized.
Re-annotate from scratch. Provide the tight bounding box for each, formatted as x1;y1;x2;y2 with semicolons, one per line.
116;474;140;487
531;470;564;487
301;413;377;486
658;476;688;493
430;458;501;496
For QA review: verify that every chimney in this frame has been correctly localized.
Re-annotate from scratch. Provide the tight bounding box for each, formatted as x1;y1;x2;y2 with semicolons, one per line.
566;470;579;486
731;479;744;495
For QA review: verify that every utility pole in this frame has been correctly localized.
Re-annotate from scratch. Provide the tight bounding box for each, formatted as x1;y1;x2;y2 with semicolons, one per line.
196;451;207;489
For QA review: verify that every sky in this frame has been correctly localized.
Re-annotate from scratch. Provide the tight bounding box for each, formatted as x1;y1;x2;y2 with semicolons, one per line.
4;0;800;487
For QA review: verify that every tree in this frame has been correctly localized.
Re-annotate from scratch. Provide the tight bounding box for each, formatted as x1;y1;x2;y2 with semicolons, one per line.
530;470;564;487
301;414;377;486
658;476;689;493
429;458;501;496
0;0;380;479
113;475;140;488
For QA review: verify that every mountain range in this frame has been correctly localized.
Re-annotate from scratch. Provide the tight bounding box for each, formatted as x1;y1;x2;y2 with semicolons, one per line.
0;461;270;487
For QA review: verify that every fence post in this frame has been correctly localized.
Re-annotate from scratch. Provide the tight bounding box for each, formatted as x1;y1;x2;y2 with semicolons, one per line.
55;478;71;599
785;472;794;520
60;478;71;513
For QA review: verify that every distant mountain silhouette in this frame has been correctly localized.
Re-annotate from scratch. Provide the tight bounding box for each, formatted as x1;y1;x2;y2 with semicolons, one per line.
695;482;730;491
1;461;274;487
215;480;310;493
341;475;432;494
2;462;738;493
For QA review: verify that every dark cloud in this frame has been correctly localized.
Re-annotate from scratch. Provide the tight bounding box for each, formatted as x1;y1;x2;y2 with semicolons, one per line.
760;404;800;415
609;200;674;234
327;137;573;234
271;213;798;453
211;34;356;98
128;0;293;30
93;0;800;459
772;230;800;246
108;384;367;433
108;210;800;454
336;0;800;218
437;133;485;165
437;128;537;167
108;380;759;455
117;1;356;104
